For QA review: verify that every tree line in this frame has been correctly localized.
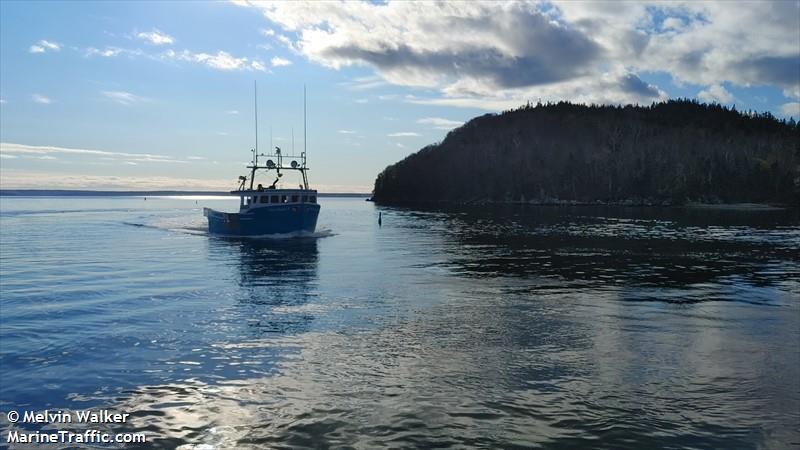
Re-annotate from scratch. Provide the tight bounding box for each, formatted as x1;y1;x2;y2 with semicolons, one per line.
373;99;799;206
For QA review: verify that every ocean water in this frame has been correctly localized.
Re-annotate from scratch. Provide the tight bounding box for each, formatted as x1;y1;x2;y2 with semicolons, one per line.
0;196;798;449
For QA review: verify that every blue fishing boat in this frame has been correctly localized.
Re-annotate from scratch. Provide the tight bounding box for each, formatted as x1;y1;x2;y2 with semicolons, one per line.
204;85;320;236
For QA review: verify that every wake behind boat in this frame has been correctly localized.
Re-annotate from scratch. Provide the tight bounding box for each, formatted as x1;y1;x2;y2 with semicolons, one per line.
204;85;320;237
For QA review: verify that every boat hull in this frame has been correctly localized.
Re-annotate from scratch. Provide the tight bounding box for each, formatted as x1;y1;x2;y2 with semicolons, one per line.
204;204;320;236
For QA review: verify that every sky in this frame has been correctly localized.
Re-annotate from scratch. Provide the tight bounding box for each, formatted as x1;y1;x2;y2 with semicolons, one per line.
1;1;798;192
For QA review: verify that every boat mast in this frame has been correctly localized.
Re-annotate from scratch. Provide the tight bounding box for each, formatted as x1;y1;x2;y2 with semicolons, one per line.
250;80;258;190
240;84;310;192
302;84;309;190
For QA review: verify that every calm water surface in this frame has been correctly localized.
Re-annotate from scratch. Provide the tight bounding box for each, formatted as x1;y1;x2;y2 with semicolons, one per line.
0;196;798;449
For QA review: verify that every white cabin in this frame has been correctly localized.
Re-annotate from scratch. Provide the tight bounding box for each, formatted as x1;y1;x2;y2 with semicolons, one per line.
235;189;318;211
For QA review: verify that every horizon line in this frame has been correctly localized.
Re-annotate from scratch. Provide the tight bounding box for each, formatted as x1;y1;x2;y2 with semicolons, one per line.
0;188;371;196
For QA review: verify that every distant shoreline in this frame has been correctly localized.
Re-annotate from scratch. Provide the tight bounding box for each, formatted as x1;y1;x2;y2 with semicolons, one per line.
374;198;795;210
683;202;788;211
0;189;370;198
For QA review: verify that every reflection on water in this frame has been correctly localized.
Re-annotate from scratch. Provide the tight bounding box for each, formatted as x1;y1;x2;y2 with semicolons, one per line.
212;237;320;336
112;288;799;449
221;237;319;287
0;198;798;449
397;205;800;300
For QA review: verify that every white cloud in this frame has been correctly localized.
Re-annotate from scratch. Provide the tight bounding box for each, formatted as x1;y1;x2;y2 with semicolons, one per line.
0;168;371;192
780;102;800;118
697;84;735;104
85;47;131;58
554;1;799;94
0;98;6;104
405;95;517;111
101;90;149;106
270;56;291;67
260;28;275;37
42;40;60;50
32;94;51;104
339;75;387;91
235;1;798;110
225;110;240;115
338;130;356;134
0;154;17;159
661;17;686;32
417;117;465;130
784;87;800;100
29;40;60;53
0;142;185;165
164;49;266;72
193;51;247;70
87;47;120;57
241;3;608;91
80;45;266;73
388;132;421;137
0;170;233;190
354;98;368;104
404;69;667;111
275;34;295;50
250;60;267;71
136;29;174;46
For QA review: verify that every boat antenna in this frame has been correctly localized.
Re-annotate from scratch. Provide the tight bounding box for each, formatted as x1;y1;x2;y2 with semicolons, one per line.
303;84;307;165
250;80;258;190
254;81;258;160
292;127;295;154
301;84;309;190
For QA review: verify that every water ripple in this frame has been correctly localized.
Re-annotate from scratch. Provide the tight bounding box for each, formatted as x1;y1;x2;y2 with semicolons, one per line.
0;197;798;449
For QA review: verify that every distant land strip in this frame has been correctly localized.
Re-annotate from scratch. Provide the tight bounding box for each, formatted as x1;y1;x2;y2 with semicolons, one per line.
0;190;370;197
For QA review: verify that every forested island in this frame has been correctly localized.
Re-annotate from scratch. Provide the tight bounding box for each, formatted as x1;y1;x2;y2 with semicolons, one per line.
373;100;799;206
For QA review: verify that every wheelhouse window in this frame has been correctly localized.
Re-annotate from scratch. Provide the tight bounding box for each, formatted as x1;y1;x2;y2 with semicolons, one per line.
259;196;268;204
291;195;299;203
309;196;316;203
302;195;308;203
281;195;287;203
270;195;279;203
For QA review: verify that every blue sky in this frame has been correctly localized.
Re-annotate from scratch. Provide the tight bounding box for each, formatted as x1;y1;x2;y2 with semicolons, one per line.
1;1;798;192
